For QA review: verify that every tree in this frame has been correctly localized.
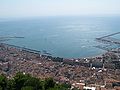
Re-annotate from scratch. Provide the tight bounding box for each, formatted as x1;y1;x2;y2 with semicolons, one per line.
0;74;7;90
13;72;31;90
23;77;42;90
0;86;2;90
61;83;71;89
7;79;15;90
21;86;34;90
44;78;55;90
0;73;71;90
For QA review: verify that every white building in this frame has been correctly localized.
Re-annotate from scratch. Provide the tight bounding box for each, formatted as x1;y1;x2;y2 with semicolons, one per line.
83;86;96;90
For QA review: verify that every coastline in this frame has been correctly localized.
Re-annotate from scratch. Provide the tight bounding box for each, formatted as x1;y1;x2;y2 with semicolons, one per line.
0;42;103;60
0;42;120;89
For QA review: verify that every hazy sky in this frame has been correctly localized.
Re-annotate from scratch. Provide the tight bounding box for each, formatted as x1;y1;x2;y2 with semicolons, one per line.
0;0;120;18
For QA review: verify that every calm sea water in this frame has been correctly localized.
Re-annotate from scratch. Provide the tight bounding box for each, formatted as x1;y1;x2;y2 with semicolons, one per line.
0;16;120;58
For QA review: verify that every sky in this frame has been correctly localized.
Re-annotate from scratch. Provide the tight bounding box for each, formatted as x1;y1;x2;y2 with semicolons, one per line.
0;0;120;18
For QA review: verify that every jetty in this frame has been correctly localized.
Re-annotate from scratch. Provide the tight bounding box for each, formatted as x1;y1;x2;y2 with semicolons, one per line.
97;32;120;39
95;32;120;59
0;36;24;42
0;43;41;54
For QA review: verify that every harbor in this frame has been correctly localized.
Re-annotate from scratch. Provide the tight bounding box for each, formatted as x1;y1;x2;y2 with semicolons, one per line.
0;32;120;90
0;0;120;89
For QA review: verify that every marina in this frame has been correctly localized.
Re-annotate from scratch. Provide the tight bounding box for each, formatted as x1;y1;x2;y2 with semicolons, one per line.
0;0;120;89
1;16;120;58
0;37;120;90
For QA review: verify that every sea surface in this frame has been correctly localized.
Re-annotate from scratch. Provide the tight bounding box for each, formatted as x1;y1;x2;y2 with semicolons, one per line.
0;16;120;58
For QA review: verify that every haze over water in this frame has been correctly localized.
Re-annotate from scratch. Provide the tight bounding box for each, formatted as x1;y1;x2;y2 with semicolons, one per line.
0;16;120;58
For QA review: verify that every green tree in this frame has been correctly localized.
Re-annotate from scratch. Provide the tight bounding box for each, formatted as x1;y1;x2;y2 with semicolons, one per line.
0;86;2;90
0;73;71;90
0;74;7;90
13;72;31;90
44;78;55;90
61;83;71;89
23;77;42;90
7;79;15;90
21;86;34;90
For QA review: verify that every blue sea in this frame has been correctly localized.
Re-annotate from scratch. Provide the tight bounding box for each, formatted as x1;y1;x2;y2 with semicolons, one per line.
0;16;120;58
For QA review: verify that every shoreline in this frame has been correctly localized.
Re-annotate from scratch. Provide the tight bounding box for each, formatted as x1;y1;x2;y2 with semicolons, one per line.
0;43;104;62
0;42;120;89
0;42;103;60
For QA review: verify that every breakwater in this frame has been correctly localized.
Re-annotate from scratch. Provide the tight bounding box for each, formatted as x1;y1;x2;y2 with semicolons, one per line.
0;43;64;62
0;43;41;54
